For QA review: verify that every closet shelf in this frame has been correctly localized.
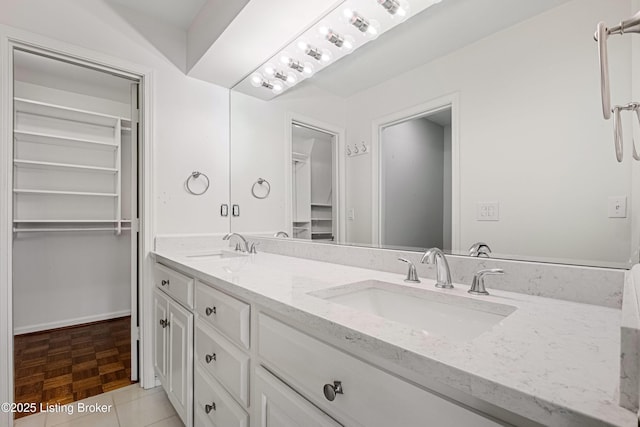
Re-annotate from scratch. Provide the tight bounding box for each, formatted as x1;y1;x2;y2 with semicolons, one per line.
14;97;128;126
311;203;332;207
13;219;131;223
13;189;118;197
310;218;332;221
13;227;132;233
13;159;118;173
14;130;118;150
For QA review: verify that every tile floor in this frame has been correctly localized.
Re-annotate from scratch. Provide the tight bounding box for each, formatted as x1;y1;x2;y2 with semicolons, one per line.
14;384;183;427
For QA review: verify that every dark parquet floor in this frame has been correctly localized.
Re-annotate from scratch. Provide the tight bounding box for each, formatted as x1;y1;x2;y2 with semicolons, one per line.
13;316;134;418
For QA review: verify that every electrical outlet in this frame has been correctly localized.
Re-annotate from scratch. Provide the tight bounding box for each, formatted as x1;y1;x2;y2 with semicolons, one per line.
477;202;499;221
608;196;627;218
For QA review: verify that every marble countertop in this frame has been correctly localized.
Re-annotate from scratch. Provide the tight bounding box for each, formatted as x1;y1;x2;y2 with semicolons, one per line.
153;249;636;427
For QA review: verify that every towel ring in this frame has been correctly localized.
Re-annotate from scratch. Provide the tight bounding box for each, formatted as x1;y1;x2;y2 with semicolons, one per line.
185;171;210;195
251;178;271;199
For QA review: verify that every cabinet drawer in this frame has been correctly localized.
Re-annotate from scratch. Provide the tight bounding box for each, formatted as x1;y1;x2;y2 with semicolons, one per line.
258;314;503;427
154;263;194;309
195;281;250;349
196;318;249;406
195;365;248;427
254;366;343;427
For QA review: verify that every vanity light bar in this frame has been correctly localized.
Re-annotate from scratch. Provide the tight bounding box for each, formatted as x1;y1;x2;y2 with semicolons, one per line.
245;0;427;97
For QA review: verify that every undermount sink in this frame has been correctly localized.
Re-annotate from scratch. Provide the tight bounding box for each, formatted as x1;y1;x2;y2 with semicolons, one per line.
312;280;516;342
185;251;246;260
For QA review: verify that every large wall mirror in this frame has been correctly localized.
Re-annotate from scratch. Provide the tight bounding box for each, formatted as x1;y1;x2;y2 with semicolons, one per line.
230;0;640;268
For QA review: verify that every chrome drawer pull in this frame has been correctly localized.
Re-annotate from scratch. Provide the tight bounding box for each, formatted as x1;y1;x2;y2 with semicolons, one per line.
161;279;169;286
204;402;216;414
205;353;216;364
205;306;216;316
323;381;343;401
159;319;169;328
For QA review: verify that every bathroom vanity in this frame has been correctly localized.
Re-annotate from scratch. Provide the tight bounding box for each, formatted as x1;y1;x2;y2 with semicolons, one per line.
151;247;636;427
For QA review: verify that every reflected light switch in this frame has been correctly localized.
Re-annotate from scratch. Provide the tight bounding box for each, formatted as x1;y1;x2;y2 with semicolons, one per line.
477;202;499;221
608;196;627;218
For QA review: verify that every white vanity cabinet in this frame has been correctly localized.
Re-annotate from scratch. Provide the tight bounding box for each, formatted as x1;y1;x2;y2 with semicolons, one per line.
153;266;194;427
152;259;509;427
257;314;504;427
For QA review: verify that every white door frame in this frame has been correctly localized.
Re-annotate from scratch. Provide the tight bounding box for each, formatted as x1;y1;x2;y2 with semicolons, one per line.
371;93;461;249
284;112;346;243
0;25;156;427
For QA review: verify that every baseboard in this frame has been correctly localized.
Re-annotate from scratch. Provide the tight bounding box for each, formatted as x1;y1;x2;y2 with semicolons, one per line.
13;310;131;335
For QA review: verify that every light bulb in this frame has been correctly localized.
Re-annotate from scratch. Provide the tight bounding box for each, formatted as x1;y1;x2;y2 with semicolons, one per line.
263;63;276;77
318;25;330;36
343;8;354;19
343;35;355;51
297;40;309;52
280;52;292;65
303;62;314;76
272;81;284;94
367;19;381;38
285;73;297;86
250;73;263;88
320;49;332;63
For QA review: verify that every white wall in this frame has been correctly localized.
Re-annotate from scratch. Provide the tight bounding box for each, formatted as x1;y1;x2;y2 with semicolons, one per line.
230;85;346;233
0;0;230;236
11;80;133;333
382;118;445;248
310;137;333;206
345;0;634;264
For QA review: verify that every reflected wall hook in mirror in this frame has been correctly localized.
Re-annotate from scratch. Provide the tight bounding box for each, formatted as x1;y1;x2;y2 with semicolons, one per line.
185;171;210;195
251;178;271;199
347;142;369;157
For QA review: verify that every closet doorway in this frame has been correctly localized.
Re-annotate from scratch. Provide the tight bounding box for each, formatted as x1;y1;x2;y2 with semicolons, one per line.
11;49;140;418
290;122;338;242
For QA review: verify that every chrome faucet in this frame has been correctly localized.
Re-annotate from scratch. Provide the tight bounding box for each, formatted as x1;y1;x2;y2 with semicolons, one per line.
398;258;420;283
420;248;453;289
223;233;250;253
469;242;491;257
468;268;504;295
274;231;289;238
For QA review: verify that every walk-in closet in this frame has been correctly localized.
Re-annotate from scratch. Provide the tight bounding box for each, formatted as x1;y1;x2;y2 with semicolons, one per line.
11;49;139;417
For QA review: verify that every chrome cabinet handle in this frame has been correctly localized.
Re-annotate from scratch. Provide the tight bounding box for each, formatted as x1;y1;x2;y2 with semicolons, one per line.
205;306;216;316
159;319;169;328
323;381;343;401
161;279;169;286
205;353;216;364
204;402;216;414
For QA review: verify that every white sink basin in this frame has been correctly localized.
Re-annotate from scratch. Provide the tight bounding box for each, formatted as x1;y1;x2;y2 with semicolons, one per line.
185;251;246;260
313;280;516;342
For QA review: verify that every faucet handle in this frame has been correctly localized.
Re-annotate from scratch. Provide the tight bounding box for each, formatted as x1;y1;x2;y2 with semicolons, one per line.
398;258;420;283
469;268;503;296
249;242;260;254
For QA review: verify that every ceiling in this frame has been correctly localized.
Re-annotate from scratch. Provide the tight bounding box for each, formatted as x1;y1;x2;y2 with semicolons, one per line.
101;0;573;93
106;0;207;29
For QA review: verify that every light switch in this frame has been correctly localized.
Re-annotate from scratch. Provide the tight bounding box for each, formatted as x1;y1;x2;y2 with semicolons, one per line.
608;196;627;218
348;208;355;221
477;202;499;221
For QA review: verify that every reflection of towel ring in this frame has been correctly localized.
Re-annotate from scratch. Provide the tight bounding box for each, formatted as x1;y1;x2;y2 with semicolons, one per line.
251;178;271;199
185;171;210;195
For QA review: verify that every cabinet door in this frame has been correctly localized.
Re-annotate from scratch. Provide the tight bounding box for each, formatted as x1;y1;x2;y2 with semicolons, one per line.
153;290;168;387
167;300;193;427
253;367;343;427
